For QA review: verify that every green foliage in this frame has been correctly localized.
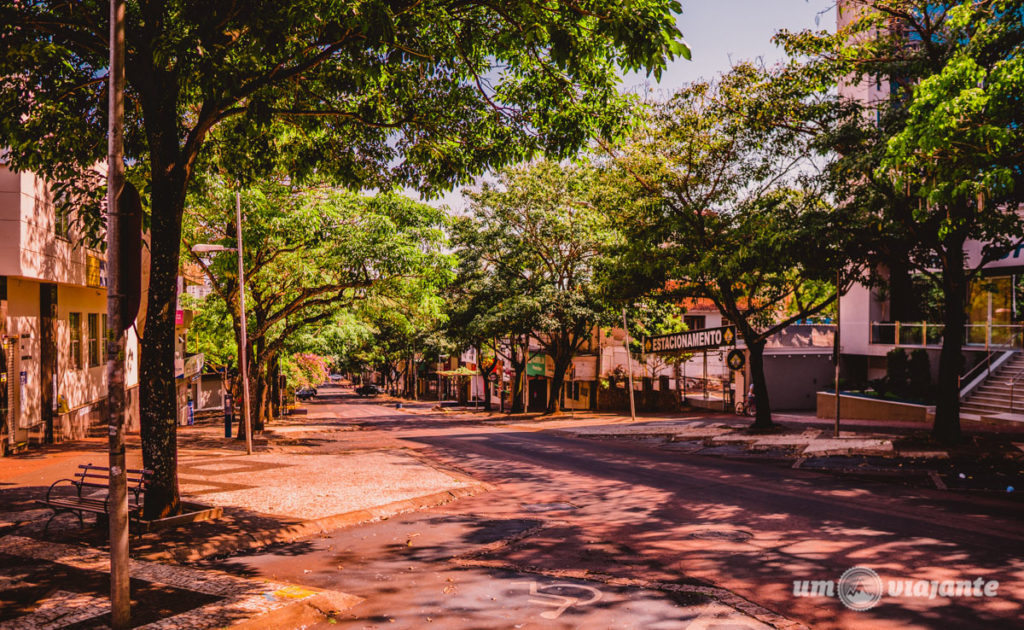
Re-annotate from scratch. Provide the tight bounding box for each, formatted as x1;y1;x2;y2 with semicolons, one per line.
779;0;1024;442
455;160;616;411
0;0;689;514
184;176;452;414
283;353;331;389
0;0;689;226
885;348;909;391
909;349;931;396
179;292;236;370
601;62;859;426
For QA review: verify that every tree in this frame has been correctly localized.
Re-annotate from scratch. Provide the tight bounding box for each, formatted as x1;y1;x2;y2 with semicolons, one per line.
779;0;1024;442
348;288;447;397
184;177;451;430
621;299;690;407
602;64;858;430
463;161;612;414
1;0;688;517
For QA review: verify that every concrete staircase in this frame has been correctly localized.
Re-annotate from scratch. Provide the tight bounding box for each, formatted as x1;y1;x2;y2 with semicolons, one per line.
960;352;1024;426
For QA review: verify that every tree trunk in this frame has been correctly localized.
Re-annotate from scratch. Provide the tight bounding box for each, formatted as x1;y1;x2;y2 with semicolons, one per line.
254;361;272;431
546;351;572;415
480;367;492;411
510;366;525;414
270;358;281;418
139;177;185;519
253;340;267;432
934;253;966;444
747;339;774;431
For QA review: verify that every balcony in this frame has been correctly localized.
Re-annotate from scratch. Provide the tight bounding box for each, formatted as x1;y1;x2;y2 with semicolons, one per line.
869;321;1024;349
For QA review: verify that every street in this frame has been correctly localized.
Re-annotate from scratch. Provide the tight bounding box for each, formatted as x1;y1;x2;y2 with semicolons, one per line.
206;388;1024;629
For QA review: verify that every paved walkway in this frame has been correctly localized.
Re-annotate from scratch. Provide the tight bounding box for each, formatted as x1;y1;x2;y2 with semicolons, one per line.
0;387;489;627
0;534;360;629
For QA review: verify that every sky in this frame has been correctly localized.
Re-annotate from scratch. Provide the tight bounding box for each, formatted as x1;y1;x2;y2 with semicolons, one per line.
625;0;836;92
432;0;837;211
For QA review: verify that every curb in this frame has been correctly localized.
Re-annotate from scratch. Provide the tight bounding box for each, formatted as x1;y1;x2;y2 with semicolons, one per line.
137;482;493;564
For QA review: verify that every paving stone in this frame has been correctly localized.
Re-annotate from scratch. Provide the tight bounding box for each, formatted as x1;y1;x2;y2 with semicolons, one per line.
0;534;360;629
801;438;894;456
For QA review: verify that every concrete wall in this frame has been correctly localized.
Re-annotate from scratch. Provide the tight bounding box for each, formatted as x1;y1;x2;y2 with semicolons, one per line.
0;166;100;286
817;392;932;423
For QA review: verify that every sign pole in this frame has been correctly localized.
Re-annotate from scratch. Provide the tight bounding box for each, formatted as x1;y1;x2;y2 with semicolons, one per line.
106;0;130;626
622;308;636;422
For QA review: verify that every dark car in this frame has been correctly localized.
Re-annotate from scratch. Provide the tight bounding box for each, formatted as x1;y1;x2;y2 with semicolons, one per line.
355;384;381;397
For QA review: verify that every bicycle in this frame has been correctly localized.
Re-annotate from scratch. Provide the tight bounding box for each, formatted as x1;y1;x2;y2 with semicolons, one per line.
735;400;756;417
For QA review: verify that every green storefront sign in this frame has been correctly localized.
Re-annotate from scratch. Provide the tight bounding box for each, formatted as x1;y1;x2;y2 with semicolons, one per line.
526;352;548;376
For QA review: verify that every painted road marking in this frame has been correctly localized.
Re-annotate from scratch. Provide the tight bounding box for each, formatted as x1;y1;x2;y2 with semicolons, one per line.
514;581;602;620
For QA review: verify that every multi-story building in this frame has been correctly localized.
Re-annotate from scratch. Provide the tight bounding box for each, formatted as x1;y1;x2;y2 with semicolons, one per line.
0;163;140;454
833;1;1024;423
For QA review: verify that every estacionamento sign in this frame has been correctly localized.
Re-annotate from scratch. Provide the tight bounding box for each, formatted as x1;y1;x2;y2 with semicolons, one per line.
644;326;737;354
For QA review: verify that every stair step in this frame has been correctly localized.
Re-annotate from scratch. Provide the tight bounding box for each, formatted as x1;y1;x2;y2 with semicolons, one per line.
961;403;1023;414
969;391;1017;401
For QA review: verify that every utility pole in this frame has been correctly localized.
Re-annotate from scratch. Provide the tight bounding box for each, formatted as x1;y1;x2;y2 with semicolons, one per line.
236;192;253;455
834;269;842;438
106;0;130;626
622;308;636;422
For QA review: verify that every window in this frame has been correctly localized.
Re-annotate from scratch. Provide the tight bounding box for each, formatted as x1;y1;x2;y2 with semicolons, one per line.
55;209;71;240
69;313;82;369
88;313;99;367
684;315;706;331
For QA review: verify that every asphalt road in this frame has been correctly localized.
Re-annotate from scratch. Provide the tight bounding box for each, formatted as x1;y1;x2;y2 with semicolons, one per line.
208;391;1024;629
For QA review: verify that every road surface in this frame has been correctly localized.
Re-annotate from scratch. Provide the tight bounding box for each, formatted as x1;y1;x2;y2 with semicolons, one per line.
207;388;1024;629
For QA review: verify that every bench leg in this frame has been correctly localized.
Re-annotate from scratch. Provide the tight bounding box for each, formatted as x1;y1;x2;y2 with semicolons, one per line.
43;508;84;535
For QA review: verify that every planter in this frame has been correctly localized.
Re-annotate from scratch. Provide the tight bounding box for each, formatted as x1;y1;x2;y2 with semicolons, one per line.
817;391;933;423
134;501;223;532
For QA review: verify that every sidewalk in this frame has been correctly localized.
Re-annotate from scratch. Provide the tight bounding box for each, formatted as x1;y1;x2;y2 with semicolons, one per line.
0;534;361;629
0;393;490;627
547;413;1024;495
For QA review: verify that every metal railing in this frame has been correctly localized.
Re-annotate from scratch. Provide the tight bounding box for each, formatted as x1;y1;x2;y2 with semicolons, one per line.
870;322;1024;349
1009;367;1024;413
958;350;998;390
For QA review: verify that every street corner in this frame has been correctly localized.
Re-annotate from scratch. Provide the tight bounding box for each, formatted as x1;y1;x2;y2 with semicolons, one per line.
0;534;362;629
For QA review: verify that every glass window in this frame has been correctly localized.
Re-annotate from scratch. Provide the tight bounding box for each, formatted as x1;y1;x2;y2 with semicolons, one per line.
684;315;706;330
69;313;82;369
88;313;99;367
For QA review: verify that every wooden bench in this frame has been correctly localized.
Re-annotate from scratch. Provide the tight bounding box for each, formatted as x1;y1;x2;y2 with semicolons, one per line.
37;463;151;532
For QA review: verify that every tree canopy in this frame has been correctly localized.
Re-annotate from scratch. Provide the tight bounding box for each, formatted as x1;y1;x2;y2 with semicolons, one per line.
184;176;451;427
778;0;1024;442
601;63;858;429
1;0;689;516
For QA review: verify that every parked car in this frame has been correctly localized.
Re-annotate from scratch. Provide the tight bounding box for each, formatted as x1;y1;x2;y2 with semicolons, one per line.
355;384;381;397
295;387;317;401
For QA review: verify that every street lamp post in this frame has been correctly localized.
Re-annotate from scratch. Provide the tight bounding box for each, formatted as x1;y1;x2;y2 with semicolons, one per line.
191;193;253;455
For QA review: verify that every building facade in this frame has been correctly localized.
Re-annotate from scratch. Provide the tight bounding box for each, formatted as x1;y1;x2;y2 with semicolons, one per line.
0;164;140;453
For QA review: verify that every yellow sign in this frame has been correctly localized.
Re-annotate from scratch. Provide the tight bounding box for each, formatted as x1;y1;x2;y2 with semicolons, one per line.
86;254;103;288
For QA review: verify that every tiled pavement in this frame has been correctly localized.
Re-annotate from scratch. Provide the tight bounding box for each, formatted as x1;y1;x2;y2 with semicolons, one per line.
0;535;361;629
